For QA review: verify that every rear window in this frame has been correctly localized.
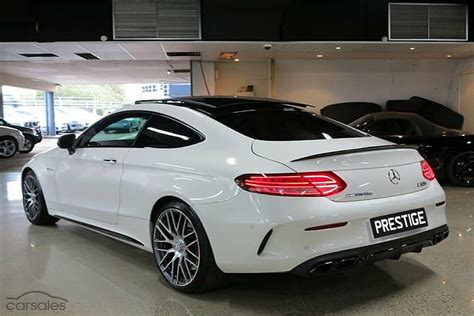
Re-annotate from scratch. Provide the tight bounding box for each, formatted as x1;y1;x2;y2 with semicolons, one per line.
216;108;365;141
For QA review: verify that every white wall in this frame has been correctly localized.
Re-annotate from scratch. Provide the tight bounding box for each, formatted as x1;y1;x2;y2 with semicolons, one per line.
274;59;458;111
210;58;473;129
215;62;269;97
453;57;474;133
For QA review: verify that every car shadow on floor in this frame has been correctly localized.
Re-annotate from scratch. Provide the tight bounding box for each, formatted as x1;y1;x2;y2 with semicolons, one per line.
23;221;437;314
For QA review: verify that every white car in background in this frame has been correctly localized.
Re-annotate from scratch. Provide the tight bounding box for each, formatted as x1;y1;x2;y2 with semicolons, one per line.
25;107;83;134
22;97;449;293
3;107;41;130
56;107;103;130
0;125;25;158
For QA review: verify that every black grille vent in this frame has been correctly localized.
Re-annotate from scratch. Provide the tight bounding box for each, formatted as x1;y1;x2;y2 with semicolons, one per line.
75;53;100;60
173;69;191;73
20;53;58;58
166;52;201;57
389;3;467;41
113;0;200;39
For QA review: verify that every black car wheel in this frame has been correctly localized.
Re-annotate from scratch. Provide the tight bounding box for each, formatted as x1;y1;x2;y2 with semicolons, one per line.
19;135;35;154
22;170;60;225
151;201;225;293
447;151;474;187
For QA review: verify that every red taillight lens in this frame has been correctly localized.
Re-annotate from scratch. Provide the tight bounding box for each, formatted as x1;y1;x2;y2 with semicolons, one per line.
421;160;436;181
235;172;347;197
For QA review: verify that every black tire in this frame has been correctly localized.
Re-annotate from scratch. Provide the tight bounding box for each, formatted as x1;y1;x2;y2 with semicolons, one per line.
22;170;60;225
19;135;35;154
0;136;18;158
447;151;474;187
151;201;225;293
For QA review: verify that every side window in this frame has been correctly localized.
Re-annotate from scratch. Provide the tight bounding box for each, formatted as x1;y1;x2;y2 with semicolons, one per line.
0;119;6;126
134;115;204;148
367;119;419;136
78;114;149;148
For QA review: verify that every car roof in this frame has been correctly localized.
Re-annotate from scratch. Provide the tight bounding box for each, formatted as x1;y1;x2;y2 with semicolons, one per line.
133;96;311;116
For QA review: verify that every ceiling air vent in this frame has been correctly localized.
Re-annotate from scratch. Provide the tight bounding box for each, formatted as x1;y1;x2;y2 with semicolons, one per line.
166;52;201;57
389;3;468;41
20;53;58;58
113;0;200;40
75;53;100;60
173;69;191;73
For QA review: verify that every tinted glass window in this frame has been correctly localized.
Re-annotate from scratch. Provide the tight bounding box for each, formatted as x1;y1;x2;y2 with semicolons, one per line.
367;119;420;136
215;108;364;141
79;114;149;147
0;119;6;126
135;115;203;148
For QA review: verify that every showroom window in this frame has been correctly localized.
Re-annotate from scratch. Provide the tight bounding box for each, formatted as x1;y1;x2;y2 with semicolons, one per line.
367;119;420;136
134;114;203;148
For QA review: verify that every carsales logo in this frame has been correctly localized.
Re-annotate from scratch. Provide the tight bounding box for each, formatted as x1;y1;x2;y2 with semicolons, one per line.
5;291;68;312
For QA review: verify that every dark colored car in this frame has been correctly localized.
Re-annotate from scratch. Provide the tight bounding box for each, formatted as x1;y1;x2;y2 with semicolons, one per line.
0;118;42;153
350;112;474;187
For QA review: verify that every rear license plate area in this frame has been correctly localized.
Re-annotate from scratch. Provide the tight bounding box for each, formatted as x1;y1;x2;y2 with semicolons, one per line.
370;208;428;238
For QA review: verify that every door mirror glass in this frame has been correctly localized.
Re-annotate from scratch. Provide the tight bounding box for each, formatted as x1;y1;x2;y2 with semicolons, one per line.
58;134;76;153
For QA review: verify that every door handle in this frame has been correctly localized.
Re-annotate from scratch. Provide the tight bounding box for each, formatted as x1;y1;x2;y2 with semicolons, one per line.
102;158;117;164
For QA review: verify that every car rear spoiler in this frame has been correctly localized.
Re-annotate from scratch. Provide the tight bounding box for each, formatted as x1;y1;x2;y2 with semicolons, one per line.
291;144;419;162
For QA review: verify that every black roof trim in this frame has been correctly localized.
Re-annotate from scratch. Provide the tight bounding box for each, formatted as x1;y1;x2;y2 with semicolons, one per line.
134;96;313;116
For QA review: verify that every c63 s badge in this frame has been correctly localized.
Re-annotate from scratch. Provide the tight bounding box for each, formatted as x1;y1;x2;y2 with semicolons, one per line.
346;192;373;198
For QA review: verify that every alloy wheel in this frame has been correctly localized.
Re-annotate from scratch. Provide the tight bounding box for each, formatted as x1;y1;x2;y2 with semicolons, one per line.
153;208;200;287
0;139;17;157
23;175;41;220
453;153;474;185
23;138;33;151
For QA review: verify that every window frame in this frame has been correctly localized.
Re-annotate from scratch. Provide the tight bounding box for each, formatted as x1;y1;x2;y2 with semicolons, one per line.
74;110;205;149
75;111;152;149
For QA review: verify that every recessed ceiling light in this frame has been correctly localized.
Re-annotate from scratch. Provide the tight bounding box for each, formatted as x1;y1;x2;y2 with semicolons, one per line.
166;70;172;75
410;47;415;50
316;54;323;58
234;58;240;62
336;46;341;50
447;54;452;58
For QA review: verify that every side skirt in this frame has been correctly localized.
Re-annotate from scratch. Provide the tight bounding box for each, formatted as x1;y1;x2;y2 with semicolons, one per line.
55;215;145;246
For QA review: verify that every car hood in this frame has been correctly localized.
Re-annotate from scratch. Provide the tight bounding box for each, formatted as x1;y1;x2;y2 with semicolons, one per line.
8;124;34;134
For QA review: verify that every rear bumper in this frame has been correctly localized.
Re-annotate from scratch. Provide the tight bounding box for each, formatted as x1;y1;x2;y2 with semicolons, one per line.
291;224;449;276
194;181;447;273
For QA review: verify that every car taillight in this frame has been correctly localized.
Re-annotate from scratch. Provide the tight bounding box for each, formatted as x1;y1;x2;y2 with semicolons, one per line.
235;172;346;197
421;160;436;181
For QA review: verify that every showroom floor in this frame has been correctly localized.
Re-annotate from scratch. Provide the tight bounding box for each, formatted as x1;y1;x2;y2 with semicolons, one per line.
0;141;472;315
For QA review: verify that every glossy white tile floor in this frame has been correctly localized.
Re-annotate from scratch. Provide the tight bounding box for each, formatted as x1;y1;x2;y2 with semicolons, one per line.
0;142;473;315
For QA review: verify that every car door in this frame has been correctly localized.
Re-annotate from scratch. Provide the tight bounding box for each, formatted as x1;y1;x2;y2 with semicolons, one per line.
118;114;205;220
54;112;150;224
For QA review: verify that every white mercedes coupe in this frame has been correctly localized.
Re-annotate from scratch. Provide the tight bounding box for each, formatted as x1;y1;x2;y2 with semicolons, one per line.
22;97;449;293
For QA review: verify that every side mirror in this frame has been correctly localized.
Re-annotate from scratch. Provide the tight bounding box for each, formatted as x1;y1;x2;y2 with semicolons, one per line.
57;134;76;154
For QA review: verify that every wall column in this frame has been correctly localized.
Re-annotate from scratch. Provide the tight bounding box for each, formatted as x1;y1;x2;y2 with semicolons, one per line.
45;91;56;136
191;61;215;96
0;85;4;118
